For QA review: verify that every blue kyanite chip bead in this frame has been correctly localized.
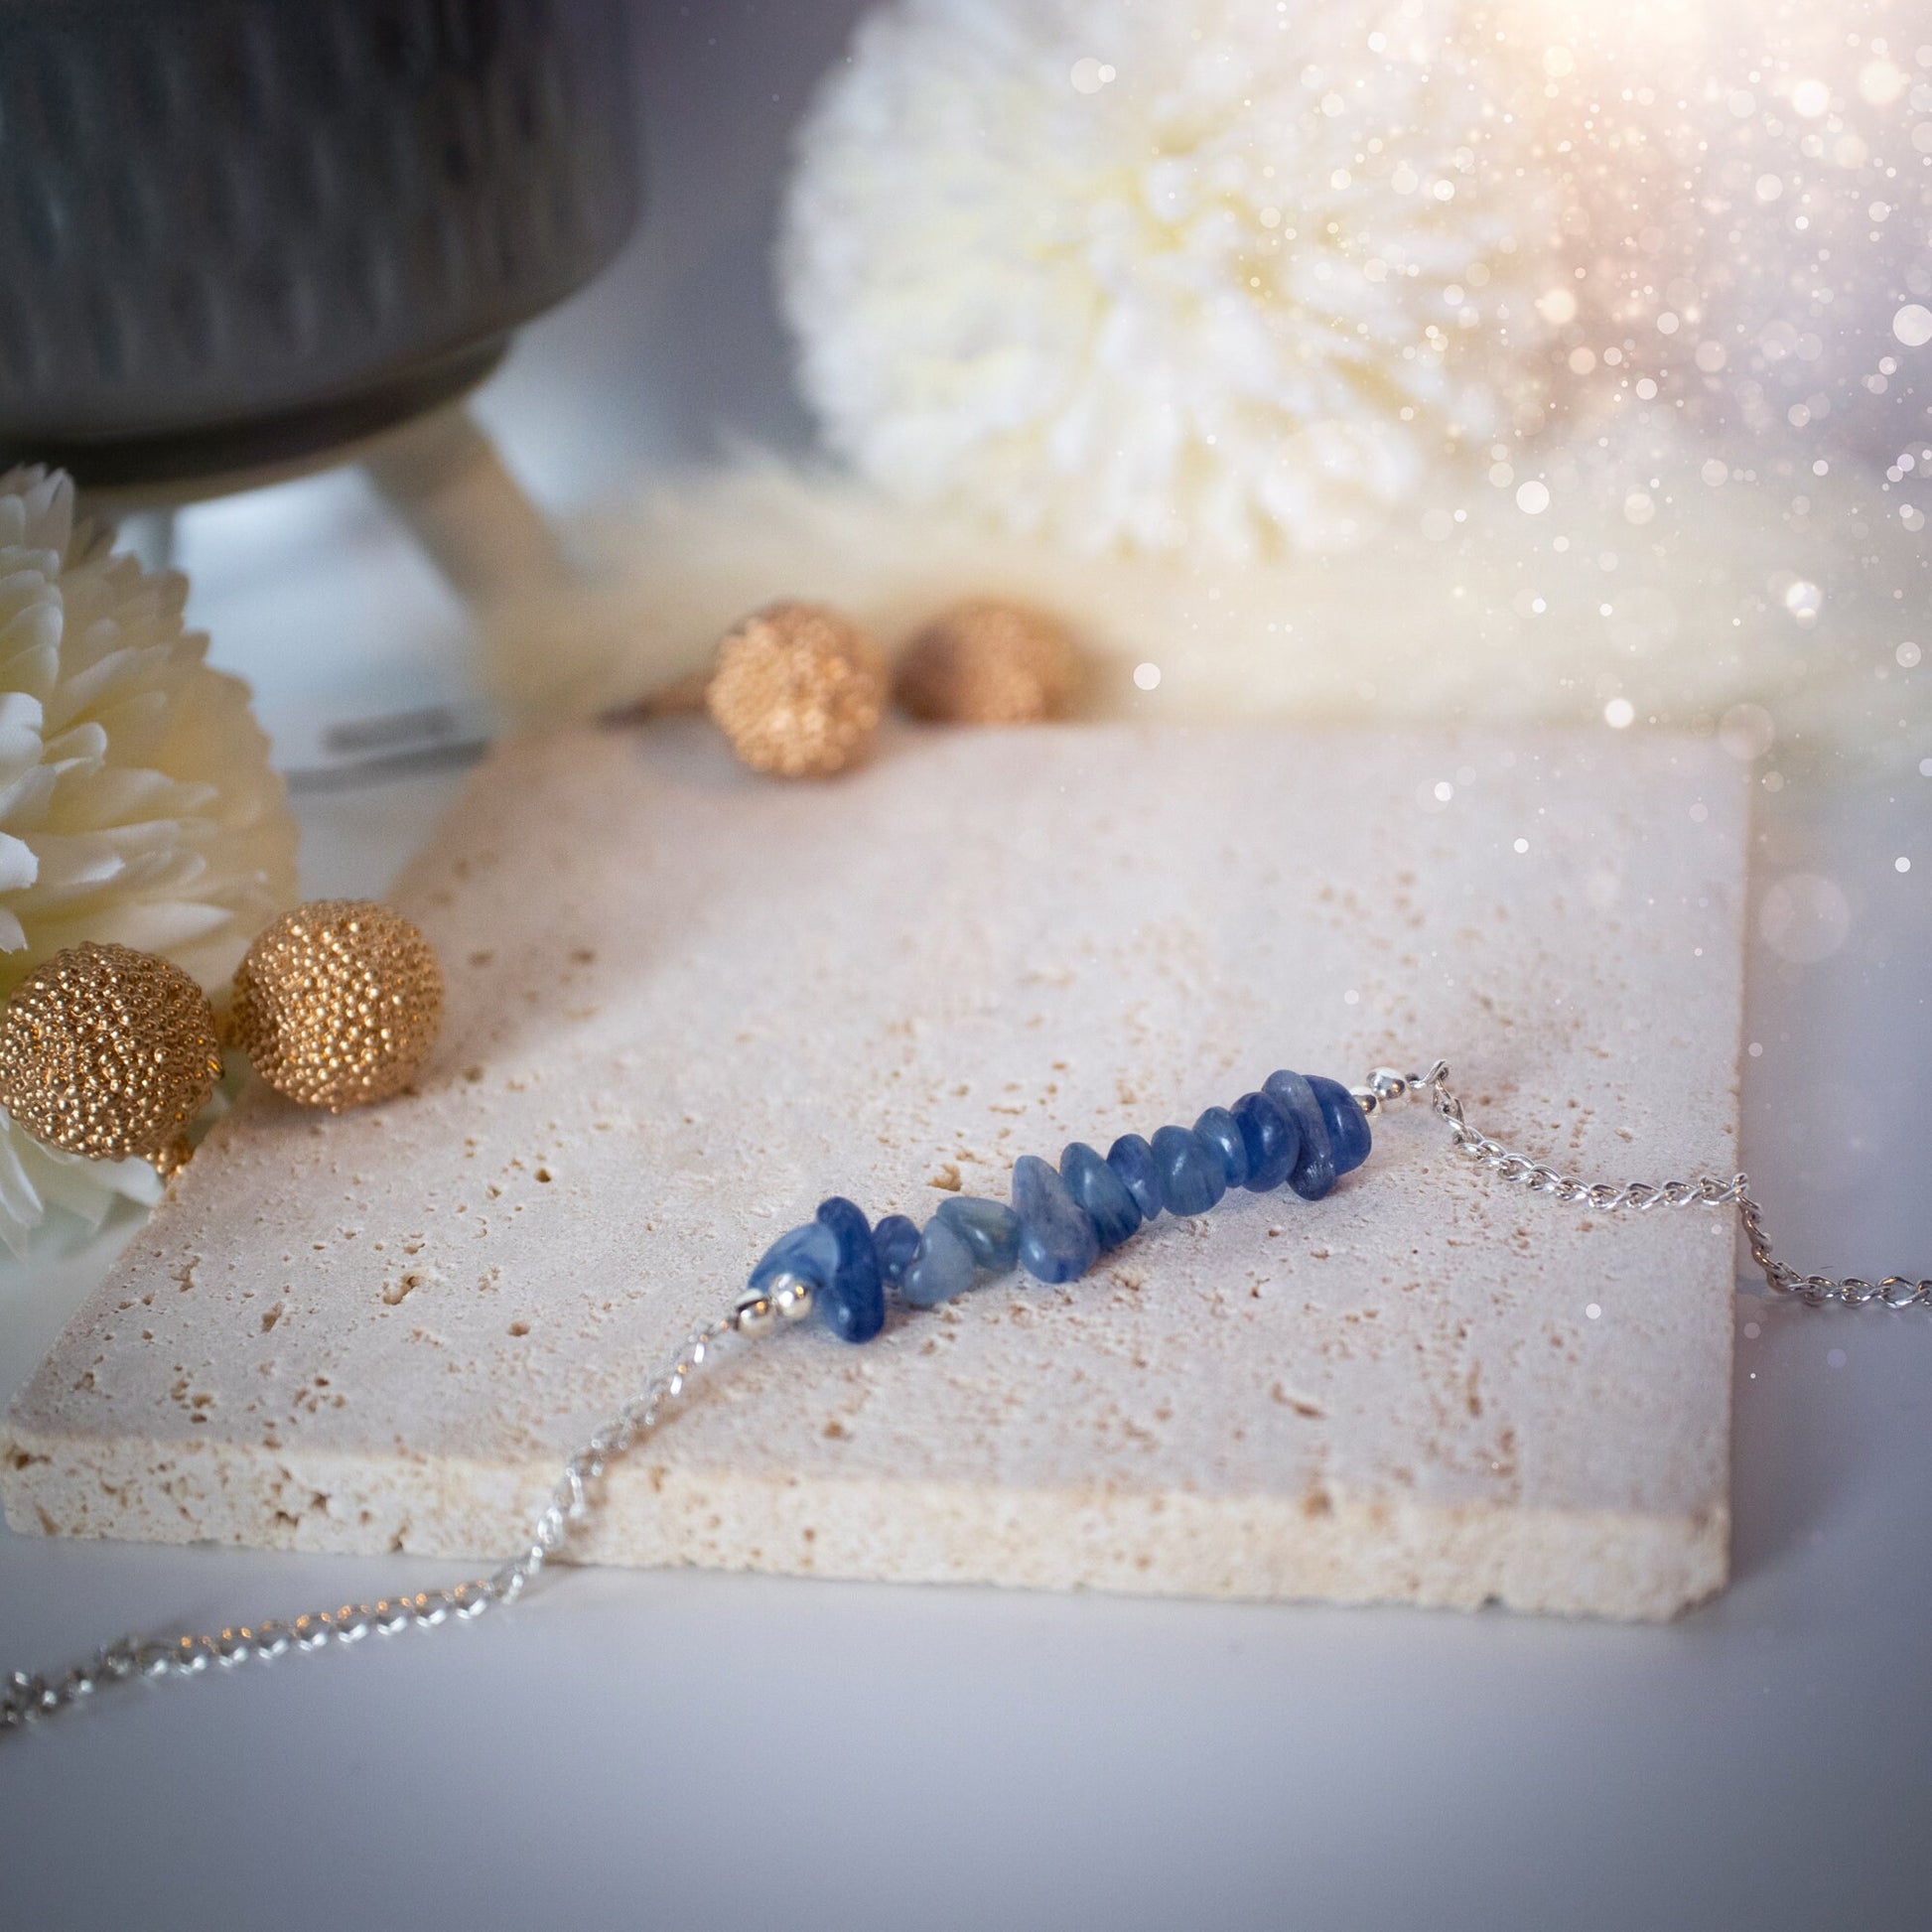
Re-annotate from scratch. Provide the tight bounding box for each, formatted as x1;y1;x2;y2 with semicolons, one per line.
814;1196;886;1343
872;1213;922;1289
1193;1106;1250;1188
1263;1070;1336;1200
1059;1141;1142;1249
750;1220;839;1294
1150;1124;1227;1216
1106;1133;1163;1221
1307;1075;1372;1176
935;1194;1022;1273
901;1215;977;1307
1011;1153;1099;1284
1231;1089;1299;1191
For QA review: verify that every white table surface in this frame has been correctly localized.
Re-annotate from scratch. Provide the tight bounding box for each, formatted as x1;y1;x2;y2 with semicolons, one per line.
4;7;1930;1927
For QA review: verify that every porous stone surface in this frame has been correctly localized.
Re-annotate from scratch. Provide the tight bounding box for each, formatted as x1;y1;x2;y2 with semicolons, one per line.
1;723;1748;1619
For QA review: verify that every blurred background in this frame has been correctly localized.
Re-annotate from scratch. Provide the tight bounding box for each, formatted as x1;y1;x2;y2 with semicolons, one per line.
111;0;1932;1234
16;0;1931;781
89;2;846;777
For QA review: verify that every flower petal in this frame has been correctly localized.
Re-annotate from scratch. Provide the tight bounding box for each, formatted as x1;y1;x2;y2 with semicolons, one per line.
0;829;38;894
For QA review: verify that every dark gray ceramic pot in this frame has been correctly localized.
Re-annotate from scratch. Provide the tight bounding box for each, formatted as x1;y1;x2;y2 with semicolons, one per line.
0;0;639;486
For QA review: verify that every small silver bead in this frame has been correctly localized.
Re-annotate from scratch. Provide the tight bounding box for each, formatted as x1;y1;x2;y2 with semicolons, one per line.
1368;1067;1410;1105
1349;1085;1380;1117
770;1271;817;1321
733;1289;775;1336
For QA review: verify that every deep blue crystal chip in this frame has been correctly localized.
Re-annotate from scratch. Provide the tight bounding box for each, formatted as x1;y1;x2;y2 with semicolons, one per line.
814;1195;886;1342
1059;1141;1143;1249
1150;1124;1227;1216
900;1215;978;1307
1307;1074;1372;1176
749;1221;839;1294
936;1194;1023;1273
1193;1106;1250;1188
1230;1089;1299;1191
1263;1070;1336;1200
1105;1133;1163;1221
871;1213;922;1289
1011;1153;1099;1284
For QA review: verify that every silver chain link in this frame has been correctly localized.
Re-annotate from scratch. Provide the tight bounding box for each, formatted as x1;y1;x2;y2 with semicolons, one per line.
1354;1059;1932;1311
8;1059;1925;1735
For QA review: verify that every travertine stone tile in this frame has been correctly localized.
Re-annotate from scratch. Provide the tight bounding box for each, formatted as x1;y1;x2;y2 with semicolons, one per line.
2;722;1748;1618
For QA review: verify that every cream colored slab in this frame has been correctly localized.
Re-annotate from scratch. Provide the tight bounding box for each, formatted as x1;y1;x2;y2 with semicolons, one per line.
2;722;1747;1618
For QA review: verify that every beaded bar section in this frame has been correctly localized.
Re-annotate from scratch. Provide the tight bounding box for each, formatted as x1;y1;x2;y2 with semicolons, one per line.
736;1068;1371;1344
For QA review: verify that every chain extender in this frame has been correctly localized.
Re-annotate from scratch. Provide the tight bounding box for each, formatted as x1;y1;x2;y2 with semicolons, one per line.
7;1058;1925;1734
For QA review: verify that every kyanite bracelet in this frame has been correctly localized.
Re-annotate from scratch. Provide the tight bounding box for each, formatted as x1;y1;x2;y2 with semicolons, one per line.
7;1057;1926;1734
732;1067;1371;1345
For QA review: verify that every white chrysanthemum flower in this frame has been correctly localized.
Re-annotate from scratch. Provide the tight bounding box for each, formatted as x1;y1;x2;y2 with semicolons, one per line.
0;467;298;1258
781;0;1561;558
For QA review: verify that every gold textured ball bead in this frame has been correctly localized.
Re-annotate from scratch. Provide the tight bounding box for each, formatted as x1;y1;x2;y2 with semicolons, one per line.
706;602;886;777
232;900;444;1112
0;943;221;1171
894;599;1082;725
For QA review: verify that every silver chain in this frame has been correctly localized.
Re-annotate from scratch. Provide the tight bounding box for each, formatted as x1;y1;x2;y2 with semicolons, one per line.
8;1059;1926;1735
1353;1059;1932;1311
2;1280;809;1736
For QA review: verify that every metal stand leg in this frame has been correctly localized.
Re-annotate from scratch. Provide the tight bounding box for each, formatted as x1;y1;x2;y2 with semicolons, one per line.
360;405;568;609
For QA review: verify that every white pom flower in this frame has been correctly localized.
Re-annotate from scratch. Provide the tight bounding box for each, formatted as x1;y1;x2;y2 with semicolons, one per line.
0;467;298;1257
782;0;1561;558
